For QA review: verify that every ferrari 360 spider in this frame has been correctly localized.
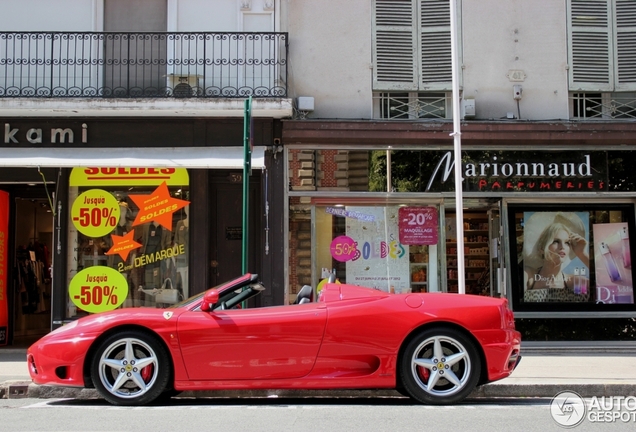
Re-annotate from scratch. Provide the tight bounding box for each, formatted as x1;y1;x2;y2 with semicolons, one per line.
27;273;521;406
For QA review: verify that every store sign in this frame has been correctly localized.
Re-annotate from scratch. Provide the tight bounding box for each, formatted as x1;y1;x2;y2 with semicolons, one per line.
398;207;438;245
0;191;9;345
425;151;608;192
69;167;189;187
4;122;87;144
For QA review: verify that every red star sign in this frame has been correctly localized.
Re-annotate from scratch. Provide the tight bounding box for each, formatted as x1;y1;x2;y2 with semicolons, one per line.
128;182;190;231
105;231;142;261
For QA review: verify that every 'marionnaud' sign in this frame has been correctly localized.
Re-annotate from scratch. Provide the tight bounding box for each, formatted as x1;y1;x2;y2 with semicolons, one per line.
425;151;608;192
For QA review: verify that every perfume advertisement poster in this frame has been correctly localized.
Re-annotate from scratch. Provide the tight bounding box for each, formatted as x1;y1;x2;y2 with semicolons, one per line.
522;211;590;302
592;223;634;304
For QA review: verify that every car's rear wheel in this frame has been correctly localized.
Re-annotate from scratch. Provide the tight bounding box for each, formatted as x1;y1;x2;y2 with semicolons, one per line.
90;330;170;406
399;327;480;405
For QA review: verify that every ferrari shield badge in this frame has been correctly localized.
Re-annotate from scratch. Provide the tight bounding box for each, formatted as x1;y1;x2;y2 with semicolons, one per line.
163;311;173;320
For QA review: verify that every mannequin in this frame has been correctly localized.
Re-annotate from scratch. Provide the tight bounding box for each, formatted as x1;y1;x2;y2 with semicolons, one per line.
107;200;132;268
174;206;189;296
141;221;171;291
117;200;132;234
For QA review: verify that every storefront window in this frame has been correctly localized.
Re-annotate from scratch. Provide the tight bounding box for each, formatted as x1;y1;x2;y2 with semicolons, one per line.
288;202;441;301
66;168;190;318
509;204;636;312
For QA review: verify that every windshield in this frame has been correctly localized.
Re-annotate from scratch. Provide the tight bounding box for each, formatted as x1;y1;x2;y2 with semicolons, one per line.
167;275;259;310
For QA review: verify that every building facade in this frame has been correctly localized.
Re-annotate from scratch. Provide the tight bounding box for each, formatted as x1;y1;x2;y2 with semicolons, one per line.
0;0;290;345
282;0;636;341
2;0;636;346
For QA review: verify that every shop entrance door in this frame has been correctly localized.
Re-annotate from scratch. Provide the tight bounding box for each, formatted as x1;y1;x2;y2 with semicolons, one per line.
488;203;505;297
208;171;261;287
13;197;54;345
445;202;505;297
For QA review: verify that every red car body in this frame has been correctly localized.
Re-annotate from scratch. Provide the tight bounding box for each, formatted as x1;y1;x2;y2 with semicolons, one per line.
28;274;521;405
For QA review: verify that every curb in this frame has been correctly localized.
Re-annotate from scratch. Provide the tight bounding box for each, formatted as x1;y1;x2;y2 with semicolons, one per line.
4;381;636;401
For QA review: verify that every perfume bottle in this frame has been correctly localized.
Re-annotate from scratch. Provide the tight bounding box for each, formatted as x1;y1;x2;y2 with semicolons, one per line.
580;267;588;295
621;227;631;269
573;267;581;294
600;242;622;282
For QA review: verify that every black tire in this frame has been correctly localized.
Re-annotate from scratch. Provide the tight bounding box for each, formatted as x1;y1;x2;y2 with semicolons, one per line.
90;330;171;406
399;327;481;405
156;389;182;402
394;386;412;398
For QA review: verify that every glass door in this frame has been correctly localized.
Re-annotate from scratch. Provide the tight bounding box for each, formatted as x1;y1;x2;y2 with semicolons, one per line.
488;202;504;297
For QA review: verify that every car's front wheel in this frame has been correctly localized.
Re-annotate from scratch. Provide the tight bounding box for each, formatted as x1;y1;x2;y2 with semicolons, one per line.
399;327;481;405
90;330;171;406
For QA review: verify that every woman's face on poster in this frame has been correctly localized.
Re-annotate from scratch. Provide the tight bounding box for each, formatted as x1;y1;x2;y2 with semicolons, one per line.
545;228;571;265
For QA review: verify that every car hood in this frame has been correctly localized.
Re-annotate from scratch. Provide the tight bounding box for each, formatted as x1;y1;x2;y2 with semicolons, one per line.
35;307;188;343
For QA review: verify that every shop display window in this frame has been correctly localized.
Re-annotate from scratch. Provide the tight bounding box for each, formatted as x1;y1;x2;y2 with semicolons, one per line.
445;213;491;295
66;168;190;318
508;204;636;312
305;204;440;298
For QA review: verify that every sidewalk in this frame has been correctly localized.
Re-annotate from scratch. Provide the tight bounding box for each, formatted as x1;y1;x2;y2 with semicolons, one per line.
1;346;635;400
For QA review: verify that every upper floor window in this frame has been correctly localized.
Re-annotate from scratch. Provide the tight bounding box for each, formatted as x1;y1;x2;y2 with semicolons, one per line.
372;0;456;91
568;0;636;92
374;92;450;119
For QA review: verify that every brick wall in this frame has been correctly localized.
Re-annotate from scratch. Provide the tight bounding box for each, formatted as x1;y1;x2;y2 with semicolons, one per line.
288;149;369;297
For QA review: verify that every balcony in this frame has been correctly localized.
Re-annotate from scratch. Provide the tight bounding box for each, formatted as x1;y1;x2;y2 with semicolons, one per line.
0;32;288;99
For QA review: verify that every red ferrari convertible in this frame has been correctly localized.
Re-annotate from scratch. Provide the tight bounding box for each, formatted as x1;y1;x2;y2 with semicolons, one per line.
27;273;521;406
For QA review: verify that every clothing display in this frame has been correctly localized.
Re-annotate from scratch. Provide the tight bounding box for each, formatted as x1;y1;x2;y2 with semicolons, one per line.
16;243;51;314
140;222;172;289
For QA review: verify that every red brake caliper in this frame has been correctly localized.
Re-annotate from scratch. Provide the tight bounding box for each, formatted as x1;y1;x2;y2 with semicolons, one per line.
141;364;153;382
417;363;430;382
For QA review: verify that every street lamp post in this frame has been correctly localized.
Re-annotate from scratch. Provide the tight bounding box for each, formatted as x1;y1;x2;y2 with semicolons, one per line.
242;96;252;275
450;0;466;294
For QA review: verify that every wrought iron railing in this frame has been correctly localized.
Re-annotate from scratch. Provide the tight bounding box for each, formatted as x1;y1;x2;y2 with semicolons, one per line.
0;32;287;98
570;92;636;120
374;92;450;119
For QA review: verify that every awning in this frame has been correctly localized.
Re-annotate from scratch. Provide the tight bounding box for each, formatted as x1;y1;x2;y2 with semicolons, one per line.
0;146;265;168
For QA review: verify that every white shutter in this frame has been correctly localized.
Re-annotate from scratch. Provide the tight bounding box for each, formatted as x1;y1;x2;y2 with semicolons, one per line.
568;0;614;91
373;0;418;90
615;0;636;90
419;0;453;91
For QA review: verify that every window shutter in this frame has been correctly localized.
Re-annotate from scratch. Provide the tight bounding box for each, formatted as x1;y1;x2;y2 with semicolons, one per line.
419;0;453;91
615;0;636;90
373;0;418;90
568;0;614;91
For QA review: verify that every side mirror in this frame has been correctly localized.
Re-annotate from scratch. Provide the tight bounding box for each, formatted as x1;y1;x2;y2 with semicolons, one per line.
201;289;220;312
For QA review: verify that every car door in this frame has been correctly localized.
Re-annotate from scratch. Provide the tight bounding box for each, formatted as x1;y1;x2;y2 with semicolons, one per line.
177;303;327;380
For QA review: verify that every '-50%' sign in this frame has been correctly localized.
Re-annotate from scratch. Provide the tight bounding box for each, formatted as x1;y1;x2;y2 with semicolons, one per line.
71;189;121;237
69;267;128;313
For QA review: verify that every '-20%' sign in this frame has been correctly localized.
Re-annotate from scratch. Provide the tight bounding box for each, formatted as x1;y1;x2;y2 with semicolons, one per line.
398;207;438;245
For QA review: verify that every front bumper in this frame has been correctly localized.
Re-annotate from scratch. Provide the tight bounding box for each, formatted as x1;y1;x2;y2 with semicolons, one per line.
28;335;96;387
